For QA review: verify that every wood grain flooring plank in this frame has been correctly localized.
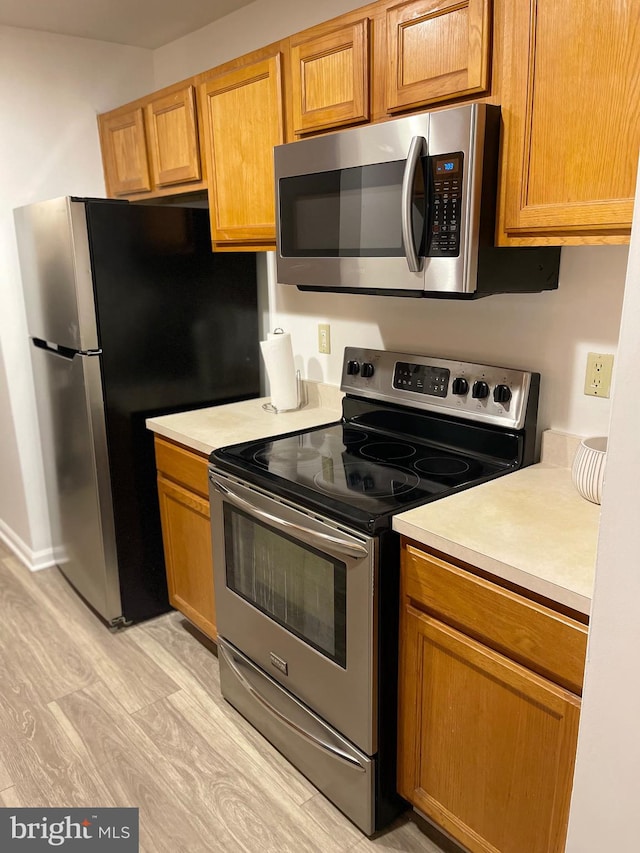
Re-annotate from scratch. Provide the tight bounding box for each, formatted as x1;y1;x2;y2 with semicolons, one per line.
134;694;350;853
0;787;23;808
0;558;96;703
0;662;116;808
133;615;317;805
0;756;13;791
3;556;180;713
52;681;221;853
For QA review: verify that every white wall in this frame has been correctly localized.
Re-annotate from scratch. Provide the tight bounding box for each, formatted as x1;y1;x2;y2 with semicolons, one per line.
153;0;362;87
265;246;628;438
0;25;153;565
565;164;640;852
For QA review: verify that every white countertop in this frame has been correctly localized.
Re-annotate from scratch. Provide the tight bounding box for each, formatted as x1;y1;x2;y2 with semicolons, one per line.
393;432;600;615
146;381;344;456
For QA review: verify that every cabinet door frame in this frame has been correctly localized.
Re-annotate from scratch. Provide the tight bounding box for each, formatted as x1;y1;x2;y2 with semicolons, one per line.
290;18;370;136
199;53;284;248
385;0;491;113
157;473;217;641
98;106;152;196
145;85;202;188
398;602;581;853
500;0;637;239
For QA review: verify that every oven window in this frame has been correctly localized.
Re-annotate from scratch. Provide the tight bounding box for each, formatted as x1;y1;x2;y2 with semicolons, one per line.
223;507;347;667
279;160;425;258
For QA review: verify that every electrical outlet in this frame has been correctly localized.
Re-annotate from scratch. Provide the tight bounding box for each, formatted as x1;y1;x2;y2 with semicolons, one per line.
584;352;614;398
318;323;331;354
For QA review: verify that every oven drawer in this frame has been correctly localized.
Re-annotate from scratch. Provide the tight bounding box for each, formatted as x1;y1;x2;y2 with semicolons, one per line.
402;543;588;694
218;638;375;835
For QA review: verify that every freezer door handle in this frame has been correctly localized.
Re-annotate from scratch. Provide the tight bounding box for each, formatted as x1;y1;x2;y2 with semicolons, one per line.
218;640;367;772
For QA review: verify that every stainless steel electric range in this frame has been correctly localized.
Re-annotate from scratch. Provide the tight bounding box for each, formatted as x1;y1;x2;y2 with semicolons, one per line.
208;347;540;835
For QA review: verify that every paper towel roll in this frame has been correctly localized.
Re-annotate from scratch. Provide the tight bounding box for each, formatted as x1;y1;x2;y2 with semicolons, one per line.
260;331;298;411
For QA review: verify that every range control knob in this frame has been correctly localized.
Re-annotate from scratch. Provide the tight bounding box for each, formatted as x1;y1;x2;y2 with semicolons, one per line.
361;362;375;378
451;377;469;396
493;384;512;404
472;380;490;400
346;360;360;376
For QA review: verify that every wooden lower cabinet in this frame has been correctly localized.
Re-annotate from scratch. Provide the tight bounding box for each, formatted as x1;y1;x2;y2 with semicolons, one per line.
398;540;587;853
155;437;216;640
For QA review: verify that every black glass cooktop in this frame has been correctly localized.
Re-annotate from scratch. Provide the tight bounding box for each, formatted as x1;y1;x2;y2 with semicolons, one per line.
211;417;516;534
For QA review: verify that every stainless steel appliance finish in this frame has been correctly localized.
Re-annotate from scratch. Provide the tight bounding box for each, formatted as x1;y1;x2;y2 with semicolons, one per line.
275;103;561;297
209;347;541;835
209;470;377;755
30;338;121;619
16;196;260;627
341;348;533;430
218;638;375;834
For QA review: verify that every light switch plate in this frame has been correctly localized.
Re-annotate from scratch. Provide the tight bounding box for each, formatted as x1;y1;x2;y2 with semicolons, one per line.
318;323;331;354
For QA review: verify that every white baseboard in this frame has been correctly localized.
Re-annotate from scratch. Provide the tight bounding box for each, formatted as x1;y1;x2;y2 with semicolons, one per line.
0;519;56;572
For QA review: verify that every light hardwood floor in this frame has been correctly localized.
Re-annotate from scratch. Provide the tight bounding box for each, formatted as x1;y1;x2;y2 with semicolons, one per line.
0;541;458;853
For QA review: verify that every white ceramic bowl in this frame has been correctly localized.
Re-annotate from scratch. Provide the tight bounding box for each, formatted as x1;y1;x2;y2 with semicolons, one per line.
572;436;608;504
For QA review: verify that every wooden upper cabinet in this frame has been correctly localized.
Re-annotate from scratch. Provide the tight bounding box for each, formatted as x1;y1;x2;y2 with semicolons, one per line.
98;107;151;196
98;82;205;200
199;52;285;249
290;18;370;136
385;0;491;113
145;85;201;188
499;0;640;242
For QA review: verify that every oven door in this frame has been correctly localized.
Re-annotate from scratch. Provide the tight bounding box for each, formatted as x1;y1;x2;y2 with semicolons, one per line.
209;469;377;755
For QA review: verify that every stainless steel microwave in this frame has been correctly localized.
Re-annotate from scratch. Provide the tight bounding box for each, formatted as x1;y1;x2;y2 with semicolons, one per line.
274;103;560;297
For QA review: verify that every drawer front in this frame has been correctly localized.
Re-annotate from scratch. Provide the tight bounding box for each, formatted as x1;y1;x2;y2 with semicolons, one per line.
402;542;588;695
154;436;209;498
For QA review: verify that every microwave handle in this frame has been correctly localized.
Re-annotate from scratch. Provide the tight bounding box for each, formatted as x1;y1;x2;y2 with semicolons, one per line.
401;135;427;273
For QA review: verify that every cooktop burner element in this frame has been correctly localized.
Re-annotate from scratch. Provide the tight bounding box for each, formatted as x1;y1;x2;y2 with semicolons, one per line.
210;347;540;534
414;457;471;476
359;442;417;462
313;461;421;500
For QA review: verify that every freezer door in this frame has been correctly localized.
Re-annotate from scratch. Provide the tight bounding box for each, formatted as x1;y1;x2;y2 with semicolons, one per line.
31;342;121;623
15;197;99;351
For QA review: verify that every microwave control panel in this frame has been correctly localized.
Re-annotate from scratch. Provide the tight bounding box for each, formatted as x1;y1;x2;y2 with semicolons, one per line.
428;152;463;257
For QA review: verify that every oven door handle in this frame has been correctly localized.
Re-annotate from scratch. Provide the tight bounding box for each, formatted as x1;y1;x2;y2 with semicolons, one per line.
401;135;427;273
219;641;367;773
211;478;369;559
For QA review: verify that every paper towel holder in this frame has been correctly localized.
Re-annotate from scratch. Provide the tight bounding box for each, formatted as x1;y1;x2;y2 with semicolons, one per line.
261;329;305;413
262;369;304;414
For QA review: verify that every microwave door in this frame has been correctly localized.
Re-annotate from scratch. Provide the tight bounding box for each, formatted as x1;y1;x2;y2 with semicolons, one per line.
275;115;430;293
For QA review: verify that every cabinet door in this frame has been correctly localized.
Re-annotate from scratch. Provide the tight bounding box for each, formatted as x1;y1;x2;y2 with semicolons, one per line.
200;54;284;249
157;475;217;641
385;0;491;113
500;0;640;240
290;19;370;136
145;85;201;188
98;107;151;196
398;603;581;853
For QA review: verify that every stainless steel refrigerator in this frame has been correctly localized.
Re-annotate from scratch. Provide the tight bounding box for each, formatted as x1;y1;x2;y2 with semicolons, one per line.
15;196;260;627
